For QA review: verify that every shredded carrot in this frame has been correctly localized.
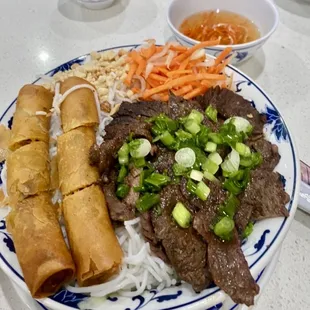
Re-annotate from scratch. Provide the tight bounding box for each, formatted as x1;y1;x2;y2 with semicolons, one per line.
125;39;232;101
149;73;168;83
156;67;169;76
141;44;156;59
125;62;138;86
143;73;225;99
167;70;192;78
173;85;193;96
213;47;233;66
171;39;220;65
183;86;208;100
170;45;188;52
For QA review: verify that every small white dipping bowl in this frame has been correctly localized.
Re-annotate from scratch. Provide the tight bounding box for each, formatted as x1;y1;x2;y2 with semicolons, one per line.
167;0;279;65
77;0;115;10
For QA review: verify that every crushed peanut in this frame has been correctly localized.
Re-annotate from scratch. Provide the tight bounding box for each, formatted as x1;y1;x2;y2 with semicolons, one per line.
46;49;136;112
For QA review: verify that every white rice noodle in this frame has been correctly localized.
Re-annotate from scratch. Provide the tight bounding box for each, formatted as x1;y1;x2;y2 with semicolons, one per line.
66;218;177;298
190;48;205;61
165;50;176;69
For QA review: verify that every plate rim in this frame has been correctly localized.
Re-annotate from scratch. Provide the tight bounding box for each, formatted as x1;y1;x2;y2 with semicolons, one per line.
0;43;300;310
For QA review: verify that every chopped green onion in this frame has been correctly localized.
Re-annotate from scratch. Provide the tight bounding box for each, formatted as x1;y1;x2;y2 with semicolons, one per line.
151;125;162;136
129;139;151;158
184;119;201;135
196;125;210;148
235;142;251;157
188;110;204;124
221;149;240;174
175;129;193;141
224;116;253;134
186;179;197;195
239;152;263;168
136;193;160;213
144;173;171;188
214;216;235;240
172;202;192;228
117;165;128;183
173;163;189;176
190;169;204;182
208;152;223;165
223;179;243;195
243;221;254;238
116;184;130;199
148;114;179;133
203;171;219;183
159;131;175;147
251;152;263;168
175;147;196;168
132;157;146;168
208;133;223;144
195;181;210;201
202;158;219;175
205;141;217;153
221;194;240;218
205;105;218;123
118;143;130;165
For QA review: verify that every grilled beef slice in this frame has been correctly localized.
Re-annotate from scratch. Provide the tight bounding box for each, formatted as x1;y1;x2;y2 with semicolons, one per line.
151;185;211;292
247;138;280;171
102;171;136;221
140;211;168;263
201;87;265;137
208;230;259;306
235;169;290;233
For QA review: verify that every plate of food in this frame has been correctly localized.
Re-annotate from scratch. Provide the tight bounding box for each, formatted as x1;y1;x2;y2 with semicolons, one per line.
0;40;299;310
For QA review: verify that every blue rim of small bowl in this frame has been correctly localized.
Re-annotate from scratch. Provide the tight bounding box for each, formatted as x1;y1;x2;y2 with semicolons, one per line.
0;44;300;310
167;0;279;51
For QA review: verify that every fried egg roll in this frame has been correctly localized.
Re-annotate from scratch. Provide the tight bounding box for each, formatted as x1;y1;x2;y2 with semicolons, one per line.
9;85;53;151
7;193;75;298
60;77;99;133
7;141;50;203
57;127;99;196
63;185;122;286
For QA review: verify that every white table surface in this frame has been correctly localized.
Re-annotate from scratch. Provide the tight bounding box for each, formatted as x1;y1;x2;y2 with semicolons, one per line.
1;0;310;309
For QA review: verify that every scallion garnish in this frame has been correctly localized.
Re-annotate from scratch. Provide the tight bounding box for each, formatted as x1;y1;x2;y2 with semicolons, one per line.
172;202;192;228
116;184;130;199
129;138;151;158
136;193;160;212
118;142;130;165
205;105;218;123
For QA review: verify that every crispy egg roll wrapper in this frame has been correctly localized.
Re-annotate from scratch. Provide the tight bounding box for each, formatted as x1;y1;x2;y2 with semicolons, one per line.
9;85;53;151
60;77;99;133
63;185;123;286
57;127;99;196
6;193;75;298
7;141;50;203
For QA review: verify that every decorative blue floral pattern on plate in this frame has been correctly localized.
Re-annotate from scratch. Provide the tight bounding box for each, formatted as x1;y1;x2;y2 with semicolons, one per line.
0;220;15;253
235;52;248;63
7;116;13;129
207;303;223;310
51;290;87;308
263;107;288;141
49;57;85;76
246;230;271;256
0;161;3;185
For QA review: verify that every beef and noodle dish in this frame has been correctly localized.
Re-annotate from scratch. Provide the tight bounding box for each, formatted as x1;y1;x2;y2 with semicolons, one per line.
2;40;289;308
179;10;261;45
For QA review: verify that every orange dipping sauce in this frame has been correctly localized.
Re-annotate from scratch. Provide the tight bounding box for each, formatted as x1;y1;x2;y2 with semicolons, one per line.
179;10;261;45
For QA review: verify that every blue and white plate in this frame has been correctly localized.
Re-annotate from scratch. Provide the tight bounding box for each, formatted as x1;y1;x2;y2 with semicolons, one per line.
0;44;300;310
